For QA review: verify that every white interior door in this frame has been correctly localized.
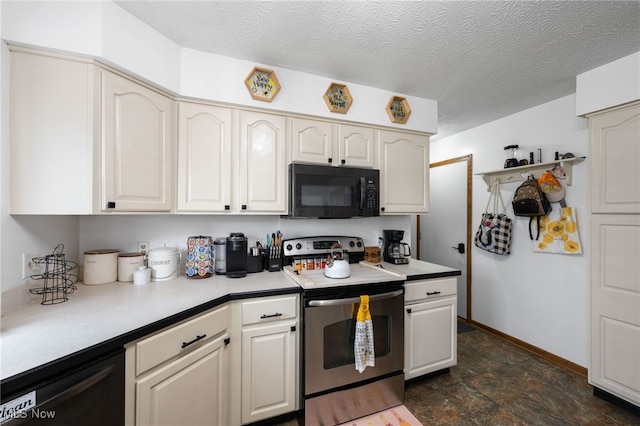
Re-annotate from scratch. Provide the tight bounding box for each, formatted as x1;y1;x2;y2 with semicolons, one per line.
420;159;470;319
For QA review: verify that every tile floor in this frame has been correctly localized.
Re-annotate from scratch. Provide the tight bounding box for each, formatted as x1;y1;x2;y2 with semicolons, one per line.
276;320;639;425
404;321;639;425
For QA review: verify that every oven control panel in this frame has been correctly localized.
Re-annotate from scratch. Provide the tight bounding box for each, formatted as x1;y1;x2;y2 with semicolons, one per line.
282;236;365;259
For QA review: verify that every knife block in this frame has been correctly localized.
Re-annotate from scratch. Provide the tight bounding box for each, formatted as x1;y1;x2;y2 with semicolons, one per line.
263;247;282;272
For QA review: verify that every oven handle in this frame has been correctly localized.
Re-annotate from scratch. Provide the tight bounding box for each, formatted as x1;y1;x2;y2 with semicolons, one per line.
307;289;403;307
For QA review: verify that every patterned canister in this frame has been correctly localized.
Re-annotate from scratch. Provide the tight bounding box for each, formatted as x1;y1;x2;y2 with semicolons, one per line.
186;236;214;278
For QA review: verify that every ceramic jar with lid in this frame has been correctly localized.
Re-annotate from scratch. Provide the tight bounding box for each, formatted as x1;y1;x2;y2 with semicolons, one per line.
147;245;180;281
117;252;146;282
83;249;119;285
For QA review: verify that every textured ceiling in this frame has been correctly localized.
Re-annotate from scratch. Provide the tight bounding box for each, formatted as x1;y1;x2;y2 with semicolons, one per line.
115;0;640;140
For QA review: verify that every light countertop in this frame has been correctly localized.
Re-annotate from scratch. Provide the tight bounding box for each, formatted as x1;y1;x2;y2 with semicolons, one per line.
379;259;461;280
1;258;459;388
1;271;299;384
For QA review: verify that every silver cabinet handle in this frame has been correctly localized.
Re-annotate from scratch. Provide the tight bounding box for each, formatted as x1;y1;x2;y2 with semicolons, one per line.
307;289;403;307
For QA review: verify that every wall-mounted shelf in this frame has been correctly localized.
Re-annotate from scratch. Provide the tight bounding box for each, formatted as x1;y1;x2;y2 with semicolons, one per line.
476;156;586;190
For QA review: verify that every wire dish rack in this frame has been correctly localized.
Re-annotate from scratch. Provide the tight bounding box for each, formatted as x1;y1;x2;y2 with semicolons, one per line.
29;244;78;305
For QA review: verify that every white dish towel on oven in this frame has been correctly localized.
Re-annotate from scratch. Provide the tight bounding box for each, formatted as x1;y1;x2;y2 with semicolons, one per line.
354;295;375;373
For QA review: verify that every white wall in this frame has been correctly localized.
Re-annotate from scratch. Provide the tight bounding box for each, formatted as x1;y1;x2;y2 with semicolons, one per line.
77;215;410;265
430;94;590;367
576;51;640;116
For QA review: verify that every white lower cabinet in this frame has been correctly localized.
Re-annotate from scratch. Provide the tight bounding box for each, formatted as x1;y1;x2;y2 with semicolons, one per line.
590;215;640;406
238;295;298;424
125;306;231;426
136;336;229;426
404;278;457;380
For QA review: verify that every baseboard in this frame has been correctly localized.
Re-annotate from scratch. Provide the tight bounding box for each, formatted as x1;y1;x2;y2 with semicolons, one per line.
468;319;588;377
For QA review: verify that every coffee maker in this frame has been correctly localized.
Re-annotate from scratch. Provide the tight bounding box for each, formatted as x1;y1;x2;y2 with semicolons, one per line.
226;232;247;278
382;229;411;265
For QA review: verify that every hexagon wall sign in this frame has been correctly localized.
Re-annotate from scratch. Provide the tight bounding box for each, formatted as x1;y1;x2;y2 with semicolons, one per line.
324;82;352;114
245;66;281;102
386;96;411;124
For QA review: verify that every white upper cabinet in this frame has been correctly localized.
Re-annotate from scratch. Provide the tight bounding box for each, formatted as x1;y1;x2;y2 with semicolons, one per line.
239;111;288;214
337;124;377;168
10;49;97;214
290;118;377;168
589;102;640;214
10;47;431;217
176;102;232;212
101;71;175;212
10;48;175;214
379;130;430;214
289;118;335;165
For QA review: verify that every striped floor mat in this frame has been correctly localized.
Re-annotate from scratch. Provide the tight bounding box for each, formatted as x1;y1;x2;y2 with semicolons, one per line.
338;404;423;426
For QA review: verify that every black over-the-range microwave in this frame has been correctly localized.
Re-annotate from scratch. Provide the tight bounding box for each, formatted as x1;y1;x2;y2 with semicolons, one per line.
286;163;380;218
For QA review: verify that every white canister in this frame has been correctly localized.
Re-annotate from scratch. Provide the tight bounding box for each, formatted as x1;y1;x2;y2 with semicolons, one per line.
147;246;180;281
117;252;146;282
133;266;151;285
83;249;119;285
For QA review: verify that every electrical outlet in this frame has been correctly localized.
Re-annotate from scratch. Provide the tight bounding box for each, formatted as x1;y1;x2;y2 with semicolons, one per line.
137;241;149;254
22;253;44;278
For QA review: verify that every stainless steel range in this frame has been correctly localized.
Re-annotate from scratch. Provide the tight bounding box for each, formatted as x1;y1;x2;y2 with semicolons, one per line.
282;236;407;426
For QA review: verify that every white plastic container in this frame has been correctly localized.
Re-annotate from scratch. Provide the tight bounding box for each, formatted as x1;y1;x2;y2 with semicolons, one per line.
133;266;151;285
147;246;180;281
83;249;119;285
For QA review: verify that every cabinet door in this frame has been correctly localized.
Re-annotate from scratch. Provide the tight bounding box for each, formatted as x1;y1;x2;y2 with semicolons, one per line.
338;124;377;168
379;130;430;214
136;334;229;426
589;214;640;406
10;50;96;214
590;102;640;214
239;111;287;213
102;71;174;212
177;102;232;212
290;118;334;165
404;296;456;380
241;321;296;424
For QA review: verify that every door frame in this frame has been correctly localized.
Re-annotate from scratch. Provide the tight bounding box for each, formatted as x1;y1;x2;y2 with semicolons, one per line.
417;154;473;320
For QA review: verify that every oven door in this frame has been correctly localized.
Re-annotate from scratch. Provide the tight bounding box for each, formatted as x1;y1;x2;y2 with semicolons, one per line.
304;287;404;396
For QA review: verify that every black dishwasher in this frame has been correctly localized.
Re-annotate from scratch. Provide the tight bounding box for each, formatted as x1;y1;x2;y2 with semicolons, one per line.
0;348;124;425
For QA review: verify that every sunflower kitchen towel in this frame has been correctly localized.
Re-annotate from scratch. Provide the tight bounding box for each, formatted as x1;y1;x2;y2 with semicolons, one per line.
533;206;582;255
355;295;375;373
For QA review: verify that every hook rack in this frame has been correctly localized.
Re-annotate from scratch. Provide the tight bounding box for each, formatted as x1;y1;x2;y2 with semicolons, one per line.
475;156;585;190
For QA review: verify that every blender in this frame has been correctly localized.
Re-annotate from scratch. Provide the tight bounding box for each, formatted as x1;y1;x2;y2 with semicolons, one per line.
504;144;519;168
382;229;412;264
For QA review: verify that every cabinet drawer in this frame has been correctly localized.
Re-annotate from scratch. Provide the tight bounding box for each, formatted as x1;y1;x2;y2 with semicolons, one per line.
242;296;297;326
404;277;456;303
136;305;229;375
